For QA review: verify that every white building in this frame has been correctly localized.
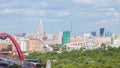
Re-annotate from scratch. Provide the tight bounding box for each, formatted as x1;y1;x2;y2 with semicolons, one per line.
58;32;63;44
13;36;27;52
0;38;12;45
66;35;99;51
112;39;120;47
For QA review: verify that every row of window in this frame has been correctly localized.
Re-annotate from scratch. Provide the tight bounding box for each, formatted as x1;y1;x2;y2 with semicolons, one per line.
71;42;97;46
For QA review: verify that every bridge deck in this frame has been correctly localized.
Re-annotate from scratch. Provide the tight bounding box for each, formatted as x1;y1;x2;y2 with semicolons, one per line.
0;54;34;68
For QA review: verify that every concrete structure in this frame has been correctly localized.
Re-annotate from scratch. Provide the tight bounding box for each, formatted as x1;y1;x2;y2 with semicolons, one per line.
12;36;27;54
25;37;44;53
111;34;120;47
95;37;111;46
66;35;99;51
46;34;58;45
0;43;8;51
112;39;120;47
58;32;63;44
43;44;53;52
0;38;12;45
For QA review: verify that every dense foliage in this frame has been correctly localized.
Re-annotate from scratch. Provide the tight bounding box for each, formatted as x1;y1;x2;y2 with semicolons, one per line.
26;46;120;68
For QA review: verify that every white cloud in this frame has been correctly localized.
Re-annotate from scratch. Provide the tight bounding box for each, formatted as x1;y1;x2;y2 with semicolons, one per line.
58;11;70;16
74;7;117;18
73;0;117;10
39;10;45;16
0;8;45;16
0;8;13;14
99;18;119;25
115;0;120;4
0;1;19;8
74;0;94;3
106;12;120;17
111;18;119;23
96;8;116;11
32;1;47;8
113;12;120;16
39;2;47;7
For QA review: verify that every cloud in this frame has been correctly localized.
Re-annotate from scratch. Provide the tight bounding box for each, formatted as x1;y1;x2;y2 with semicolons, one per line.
0;8;13;14
99;18;119;25
0;8;45;16
0;0;19;8
58;11;70;16
95;8;116;11
73;0;118;10
0;1;47;16
97;17;120;28
71;7;117;19
114;0;120;4
39;2;47;7
32;1;47;8
74;0;94;3
0;8;27;14
89;8;117;17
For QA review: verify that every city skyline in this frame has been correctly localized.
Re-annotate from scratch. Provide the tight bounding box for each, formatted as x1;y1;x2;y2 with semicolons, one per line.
0;0;120;36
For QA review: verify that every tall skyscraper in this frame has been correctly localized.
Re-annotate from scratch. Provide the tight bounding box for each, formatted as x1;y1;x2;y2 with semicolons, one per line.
63;31;70;45
100;28;105;36
91;31;96;36
38;20;44;41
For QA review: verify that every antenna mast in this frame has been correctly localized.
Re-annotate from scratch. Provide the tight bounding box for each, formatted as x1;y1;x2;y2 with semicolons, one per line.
71;20;72;36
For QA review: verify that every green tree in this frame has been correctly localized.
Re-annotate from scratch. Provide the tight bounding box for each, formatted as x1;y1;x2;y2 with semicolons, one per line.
101;43;106;50
7;45;12;51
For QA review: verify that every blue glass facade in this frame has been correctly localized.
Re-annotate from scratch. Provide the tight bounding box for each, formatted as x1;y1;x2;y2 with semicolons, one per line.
91;31;96;36
100;28;105;36
105;32;112;37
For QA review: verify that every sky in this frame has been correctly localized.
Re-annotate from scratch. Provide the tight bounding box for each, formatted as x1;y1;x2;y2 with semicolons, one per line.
0;0;120;36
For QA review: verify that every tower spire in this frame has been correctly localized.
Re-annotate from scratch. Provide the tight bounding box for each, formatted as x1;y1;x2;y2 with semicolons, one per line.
71;20;72;36
39;20;44;35
38;19;44;41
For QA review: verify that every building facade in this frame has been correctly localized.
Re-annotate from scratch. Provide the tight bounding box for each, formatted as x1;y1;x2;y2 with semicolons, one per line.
63;31;70;45
100;28;105;36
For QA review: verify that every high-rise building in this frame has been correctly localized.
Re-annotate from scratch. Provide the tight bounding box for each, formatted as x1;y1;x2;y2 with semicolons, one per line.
63;31;70;44
38;20;44;41
12;36;27;53
58;32;63;44
100;28;105;36
91;31;96;36
105;31;112;37
43;32;48;41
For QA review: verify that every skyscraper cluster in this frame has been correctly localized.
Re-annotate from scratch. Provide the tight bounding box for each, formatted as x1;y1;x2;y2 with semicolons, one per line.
91;28;112;37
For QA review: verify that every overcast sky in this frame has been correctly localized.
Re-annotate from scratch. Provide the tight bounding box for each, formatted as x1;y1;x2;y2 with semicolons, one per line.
0;0;120;36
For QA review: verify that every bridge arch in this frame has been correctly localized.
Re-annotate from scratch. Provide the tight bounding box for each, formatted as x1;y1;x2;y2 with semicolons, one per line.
0;32;25;61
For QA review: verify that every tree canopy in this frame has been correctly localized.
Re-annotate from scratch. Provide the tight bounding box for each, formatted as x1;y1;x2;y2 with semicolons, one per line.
26;46;120;68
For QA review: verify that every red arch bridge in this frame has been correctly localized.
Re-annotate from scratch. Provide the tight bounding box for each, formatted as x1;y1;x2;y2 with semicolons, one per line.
0;32;35;68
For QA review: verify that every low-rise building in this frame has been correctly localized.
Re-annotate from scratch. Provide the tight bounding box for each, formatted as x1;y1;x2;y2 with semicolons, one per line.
0;43;8;51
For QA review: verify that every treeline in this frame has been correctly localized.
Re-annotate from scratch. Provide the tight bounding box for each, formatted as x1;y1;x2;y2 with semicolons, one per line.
26;46;120;68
